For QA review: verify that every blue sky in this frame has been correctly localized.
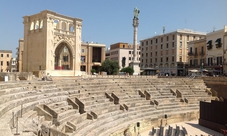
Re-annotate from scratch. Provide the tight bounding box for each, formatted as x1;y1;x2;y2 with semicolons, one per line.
0;0;227;57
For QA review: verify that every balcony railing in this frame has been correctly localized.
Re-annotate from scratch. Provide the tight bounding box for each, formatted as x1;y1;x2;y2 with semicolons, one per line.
200;51;205;56
188;52;194;56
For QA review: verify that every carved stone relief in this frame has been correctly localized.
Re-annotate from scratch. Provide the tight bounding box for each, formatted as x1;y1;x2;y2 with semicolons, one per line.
54;35;75;46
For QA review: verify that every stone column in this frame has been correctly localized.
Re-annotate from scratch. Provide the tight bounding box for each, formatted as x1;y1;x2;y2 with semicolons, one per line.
130;16;140;75
133;18;139;61
87;45;92;74
101;47;106;62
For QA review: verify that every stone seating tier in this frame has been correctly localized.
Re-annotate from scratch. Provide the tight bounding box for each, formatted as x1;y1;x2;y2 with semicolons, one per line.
0;77;212;136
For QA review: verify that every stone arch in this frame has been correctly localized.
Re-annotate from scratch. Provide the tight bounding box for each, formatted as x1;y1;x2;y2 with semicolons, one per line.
62;21;67;30
54;41;74;70
54;39;75;54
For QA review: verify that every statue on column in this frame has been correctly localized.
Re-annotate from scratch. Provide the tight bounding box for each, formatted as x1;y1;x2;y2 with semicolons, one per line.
133;7;140;19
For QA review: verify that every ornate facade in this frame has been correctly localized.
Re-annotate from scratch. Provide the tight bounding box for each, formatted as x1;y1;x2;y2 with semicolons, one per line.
22;10;82;76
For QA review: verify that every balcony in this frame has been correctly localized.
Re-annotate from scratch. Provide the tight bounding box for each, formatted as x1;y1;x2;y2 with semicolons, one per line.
200;51;205;56
188;52;194;56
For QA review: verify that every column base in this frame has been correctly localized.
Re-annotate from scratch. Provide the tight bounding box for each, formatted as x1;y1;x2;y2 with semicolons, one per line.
130;61;140;75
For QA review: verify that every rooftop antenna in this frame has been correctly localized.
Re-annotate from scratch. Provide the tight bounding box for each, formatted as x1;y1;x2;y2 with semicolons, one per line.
213;26;216;32
184;19;187;28
163;26;165;34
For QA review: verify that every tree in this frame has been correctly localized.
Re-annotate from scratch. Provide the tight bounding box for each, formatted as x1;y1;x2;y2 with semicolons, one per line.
120;66;134;75
91;69;96;74
101;59;119;75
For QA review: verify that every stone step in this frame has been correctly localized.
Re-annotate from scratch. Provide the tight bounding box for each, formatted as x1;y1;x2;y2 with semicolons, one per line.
97;109;124;120
0;86;30;95
77;113;130;135
48;101;70;110
0;91;68;118
0;90;38;105
56;112;81;130
84;101;114;111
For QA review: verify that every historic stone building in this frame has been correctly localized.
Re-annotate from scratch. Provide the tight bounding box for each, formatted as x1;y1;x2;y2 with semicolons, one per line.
187;38;206;71
205;26;227;75
17;39;24;72
140;29;206;76
0;50;12;72
22;10;82;76
106;42;140;70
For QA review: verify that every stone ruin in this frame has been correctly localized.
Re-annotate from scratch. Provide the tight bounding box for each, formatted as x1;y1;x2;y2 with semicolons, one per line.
0;76;212;136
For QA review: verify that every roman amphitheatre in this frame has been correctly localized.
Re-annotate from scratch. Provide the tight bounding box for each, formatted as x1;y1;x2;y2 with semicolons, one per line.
1;74;225;136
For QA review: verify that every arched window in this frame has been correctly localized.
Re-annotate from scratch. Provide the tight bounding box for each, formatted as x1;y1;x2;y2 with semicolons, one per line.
62;22;66;31
30;22;34;30
69;24;74;32
40;20;43;29
54;19;59;29
35;20;39;29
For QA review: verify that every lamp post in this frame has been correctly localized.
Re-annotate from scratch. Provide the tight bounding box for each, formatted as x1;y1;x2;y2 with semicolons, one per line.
201;63;204;77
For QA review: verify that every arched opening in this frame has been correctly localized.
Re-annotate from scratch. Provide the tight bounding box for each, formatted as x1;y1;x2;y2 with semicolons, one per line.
53;19;59;29
40;20;43;29
54;42;73;70
62;22;66;31
35;20;39;29
69;24;74;32
30;22;34;30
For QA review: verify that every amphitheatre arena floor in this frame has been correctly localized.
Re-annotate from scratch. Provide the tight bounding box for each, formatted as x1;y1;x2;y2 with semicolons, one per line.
141;120;222;136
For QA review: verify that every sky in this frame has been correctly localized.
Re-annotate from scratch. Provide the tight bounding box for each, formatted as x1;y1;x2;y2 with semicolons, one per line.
0;0;227;57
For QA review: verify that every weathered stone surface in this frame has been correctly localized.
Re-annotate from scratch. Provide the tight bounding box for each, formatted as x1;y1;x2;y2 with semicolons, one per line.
0;77;211;136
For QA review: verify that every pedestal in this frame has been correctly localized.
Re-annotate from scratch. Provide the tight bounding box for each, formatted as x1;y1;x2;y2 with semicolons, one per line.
130;61;140;75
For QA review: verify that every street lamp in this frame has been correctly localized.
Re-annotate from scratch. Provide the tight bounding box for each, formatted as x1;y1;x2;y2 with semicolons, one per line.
201;63;204;76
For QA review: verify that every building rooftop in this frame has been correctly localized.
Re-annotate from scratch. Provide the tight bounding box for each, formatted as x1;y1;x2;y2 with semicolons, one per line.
0;50;12;53
23;10;82;22
82;42;106;47
141;28;206;41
